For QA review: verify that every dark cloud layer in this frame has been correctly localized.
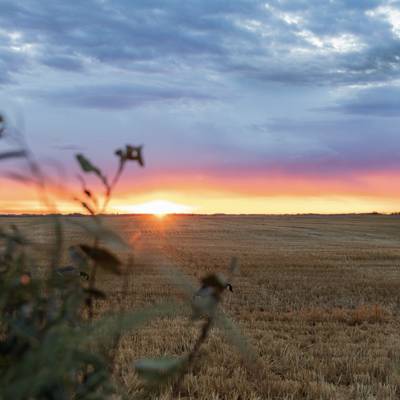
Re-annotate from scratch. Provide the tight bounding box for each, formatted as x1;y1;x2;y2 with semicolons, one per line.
2;0;400;180
41;55;85;72
30;84;214;109
323;87;400;117
1;0;400;89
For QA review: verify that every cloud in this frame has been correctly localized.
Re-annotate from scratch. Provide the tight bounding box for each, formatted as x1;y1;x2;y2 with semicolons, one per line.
1;0;400;88
322;86;400;117
40;55;85;72
29;83;215;110
246;116;400;174
2;0;400;186
0;31;30;84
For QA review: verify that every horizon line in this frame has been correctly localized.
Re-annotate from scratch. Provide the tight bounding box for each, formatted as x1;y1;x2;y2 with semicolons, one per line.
0;211;396;217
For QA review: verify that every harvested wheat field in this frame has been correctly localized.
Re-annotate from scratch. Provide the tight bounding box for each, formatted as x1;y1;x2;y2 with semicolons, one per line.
2;214;400;399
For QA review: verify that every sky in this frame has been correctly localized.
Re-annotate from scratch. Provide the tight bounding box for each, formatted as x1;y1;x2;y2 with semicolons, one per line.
1;0;400;214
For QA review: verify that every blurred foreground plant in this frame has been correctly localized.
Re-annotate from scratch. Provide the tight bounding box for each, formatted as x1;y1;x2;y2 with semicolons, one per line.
0;114;258;399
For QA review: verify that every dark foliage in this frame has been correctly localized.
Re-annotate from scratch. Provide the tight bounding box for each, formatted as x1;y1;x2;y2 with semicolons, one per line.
0;113;253;399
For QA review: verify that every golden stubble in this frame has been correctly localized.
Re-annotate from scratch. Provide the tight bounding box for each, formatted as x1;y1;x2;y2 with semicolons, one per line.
2;214;400;399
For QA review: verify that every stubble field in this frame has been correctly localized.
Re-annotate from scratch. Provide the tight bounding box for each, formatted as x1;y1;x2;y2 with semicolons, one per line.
2;214;400;399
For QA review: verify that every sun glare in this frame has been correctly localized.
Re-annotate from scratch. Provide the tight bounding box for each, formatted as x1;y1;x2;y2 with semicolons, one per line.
122;200;193;216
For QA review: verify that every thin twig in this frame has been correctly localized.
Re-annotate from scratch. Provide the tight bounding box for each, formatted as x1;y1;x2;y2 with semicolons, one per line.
172;317;213;395
101;158;125;214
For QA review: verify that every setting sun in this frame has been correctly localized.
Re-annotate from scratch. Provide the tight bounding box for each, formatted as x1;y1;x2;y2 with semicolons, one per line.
118;200;193;216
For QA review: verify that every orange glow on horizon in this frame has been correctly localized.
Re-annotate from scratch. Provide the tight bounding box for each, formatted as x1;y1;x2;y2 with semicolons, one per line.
2;193;400;215
2;169;400;215
114;200;194;216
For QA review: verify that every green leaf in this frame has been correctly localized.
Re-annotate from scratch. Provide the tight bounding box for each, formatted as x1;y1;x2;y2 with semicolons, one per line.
64;218;131;250
75;154;109;188
80;201;95;215
201;273;228;290
76;154;101;174
157;264;196;300
134;356;187;383
214;310;256;365
84;189;94;200
83;302;182;346
68;245;89;270
78;245;122;274
77;173;99;208
115;149;123;158
83;288;107;300
0;224;28;245
192;293;218;320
